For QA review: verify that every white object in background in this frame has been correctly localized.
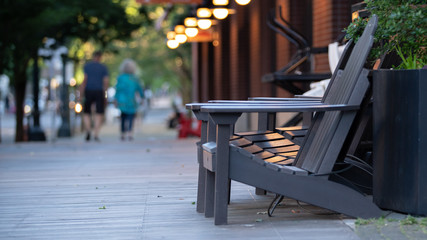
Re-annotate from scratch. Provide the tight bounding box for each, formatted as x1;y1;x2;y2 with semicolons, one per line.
303;42;347;97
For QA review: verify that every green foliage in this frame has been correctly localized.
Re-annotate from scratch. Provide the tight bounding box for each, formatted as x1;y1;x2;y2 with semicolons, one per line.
104;23;189;91
356;216;427;227
0;0;143;141
374;216;387;227
52;0;143;46
355;218;374;225
103;4;192;100
344;0;427;69
356;216;427;238
0;0;143;78
394;44;426;69
344;17;367;43
401;215;419;225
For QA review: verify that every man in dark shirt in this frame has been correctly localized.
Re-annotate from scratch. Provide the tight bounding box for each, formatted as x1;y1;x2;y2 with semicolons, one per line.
79;51;109;141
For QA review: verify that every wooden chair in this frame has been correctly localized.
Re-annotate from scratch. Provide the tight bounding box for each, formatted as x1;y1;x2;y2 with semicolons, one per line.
192;15;383;225
187;32;355;215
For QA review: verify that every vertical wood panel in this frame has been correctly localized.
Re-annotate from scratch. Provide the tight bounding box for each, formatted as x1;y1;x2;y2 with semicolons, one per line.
192;0;356;101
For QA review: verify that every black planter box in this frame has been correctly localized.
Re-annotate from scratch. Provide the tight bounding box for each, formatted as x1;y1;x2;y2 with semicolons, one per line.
373;69;427;216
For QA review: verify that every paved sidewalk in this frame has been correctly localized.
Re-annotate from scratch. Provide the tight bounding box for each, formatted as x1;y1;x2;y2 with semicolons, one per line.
0;105;425;239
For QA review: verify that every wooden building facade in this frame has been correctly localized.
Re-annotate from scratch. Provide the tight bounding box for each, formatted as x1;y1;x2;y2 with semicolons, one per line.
191;0;360;103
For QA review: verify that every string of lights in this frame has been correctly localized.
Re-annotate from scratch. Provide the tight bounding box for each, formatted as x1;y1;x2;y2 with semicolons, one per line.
167;0;251;49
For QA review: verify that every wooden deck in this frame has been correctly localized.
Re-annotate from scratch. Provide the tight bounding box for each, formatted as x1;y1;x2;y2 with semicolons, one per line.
0;110;360;239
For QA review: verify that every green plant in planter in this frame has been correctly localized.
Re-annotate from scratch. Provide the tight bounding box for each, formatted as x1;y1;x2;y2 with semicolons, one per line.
345;0;426;69
395;44;425;69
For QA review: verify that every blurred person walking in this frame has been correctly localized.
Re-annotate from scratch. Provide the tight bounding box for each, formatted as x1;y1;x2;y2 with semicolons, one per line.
114;59;144;141
79;51;109;142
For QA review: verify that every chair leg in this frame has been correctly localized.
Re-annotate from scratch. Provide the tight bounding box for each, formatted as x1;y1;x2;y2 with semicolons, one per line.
214;124;232;225
196;165;206;213
214;169;230;225
228;179;231;204
204;169;215;218
256;112;273;196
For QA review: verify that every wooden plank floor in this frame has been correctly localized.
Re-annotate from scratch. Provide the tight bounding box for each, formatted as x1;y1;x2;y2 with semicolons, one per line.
0;110;360;240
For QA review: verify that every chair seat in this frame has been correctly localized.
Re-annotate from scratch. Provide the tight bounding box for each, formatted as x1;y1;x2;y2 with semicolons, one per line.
232;132;301;171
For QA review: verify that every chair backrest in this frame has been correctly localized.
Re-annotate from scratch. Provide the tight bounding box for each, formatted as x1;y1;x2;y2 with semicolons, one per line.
293;15;378;175
319;40;354;102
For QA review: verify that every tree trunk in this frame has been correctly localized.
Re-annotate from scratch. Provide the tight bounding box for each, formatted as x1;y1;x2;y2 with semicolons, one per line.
180;76;192;105
13;54;30;142
175;59;192;105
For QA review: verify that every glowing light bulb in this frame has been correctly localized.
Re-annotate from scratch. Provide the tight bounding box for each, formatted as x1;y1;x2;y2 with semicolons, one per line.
213;0;228;5
24;105;31;114
235;0;251;5
175;34;187;43
75;103;83;113
213;8;229;20
197;19;212;30
167;39;179;49
185;28;198;38
167;31;176;40
174;25;185;34
69;78;76;87
197;8;212;18
184;17;198;27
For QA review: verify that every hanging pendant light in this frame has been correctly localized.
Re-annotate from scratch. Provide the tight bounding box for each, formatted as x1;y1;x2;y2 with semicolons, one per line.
212;8;229;19
197;8;212;18
235;0;251;5
174;25;186;34
175;34;188;44
167;31;176;40
210;0;235;20
167;39;179;49
185;27;199;38
184;17;198;28
197;19;212;30
213;0;228;5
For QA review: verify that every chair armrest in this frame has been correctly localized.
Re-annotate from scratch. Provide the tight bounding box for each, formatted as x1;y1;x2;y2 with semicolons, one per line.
186;103;204;110
294;95;322;99
248;97;321;101
200;103;359;113
187;101;322;111
208;100;320;104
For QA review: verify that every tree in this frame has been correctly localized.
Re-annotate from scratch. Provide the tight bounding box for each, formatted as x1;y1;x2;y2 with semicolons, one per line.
0;0;142;141
103;4;193;104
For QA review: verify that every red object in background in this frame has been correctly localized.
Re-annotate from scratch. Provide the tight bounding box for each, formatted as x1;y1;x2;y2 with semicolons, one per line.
177;112;201;139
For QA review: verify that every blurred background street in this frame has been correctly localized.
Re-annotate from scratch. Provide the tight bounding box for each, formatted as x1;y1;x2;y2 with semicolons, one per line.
0;95;181;144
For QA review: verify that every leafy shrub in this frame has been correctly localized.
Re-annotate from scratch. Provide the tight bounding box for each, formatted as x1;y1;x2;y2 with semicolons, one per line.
345;0;427;69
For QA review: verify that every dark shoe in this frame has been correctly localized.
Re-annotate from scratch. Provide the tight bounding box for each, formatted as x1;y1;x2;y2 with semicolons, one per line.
128;136;134;141
121;136;125;141
85;132;91;141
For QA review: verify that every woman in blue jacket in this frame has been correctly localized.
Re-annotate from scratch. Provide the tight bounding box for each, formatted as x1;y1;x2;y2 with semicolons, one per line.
115;59;144;141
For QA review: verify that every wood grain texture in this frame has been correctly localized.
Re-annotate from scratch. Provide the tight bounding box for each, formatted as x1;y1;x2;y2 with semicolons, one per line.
0;137;357;239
